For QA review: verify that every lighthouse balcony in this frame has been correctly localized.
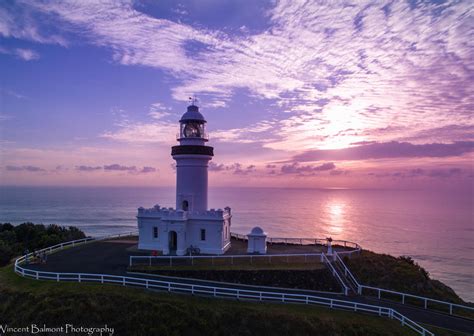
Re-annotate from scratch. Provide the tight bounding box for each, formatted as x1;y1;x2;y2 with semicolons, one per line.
176;132;209;141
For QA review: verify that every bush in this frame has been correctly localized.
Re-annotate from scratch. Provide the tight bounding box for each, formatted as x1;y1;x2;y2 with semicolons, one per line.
0;223;86;267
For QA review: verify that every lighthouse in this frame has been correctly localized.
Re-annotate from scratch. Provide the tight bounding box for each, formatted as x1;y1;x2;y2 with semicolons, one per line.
172;103;213;212
137;103;232;255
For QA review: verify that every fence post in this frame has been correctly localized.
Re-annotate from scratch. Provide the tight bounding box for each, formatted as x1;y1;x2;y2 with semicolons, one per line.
192;285;194;295
168;283;171;292
401;315;405;326
259;292;262;301
402;294;405;304
56;273;59;282
213;288;216;297
78;274;81;283
378;289;381;299
146;280;149;289
101;275;104;284
358;285;362;295
424;299;427;309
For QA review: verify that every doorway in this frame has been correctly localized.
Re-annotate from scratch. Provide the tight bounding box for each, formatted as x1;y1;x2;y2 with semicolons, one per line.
182;200;189;211
169;231;177;253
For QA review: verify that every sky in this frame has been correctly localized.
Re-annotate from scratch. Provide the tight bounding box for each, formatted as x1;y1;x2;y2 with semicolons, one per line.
0;0;473;189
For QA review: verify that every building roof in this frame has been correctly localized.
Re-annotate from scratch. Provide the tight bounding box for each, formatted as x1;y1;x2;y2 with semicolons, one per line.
249;226;267;236
180;105;206;122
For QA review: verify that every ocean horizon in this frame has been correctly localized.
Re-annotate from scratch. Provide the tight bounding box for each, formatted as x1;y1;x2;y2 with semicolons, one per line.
1;185;472;302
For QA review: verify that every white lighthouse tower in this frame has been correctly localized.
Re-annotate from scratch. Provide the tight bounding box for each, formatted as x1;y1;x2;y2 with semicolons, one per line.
137;103;232;255
173;103;212;212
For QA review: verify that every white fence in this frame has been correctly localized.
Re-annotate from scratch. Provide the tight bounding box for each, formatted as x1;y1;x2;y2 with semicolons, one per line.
14;235;433;336
231;232;362;256
359;285;474;317
322;253;349;296
334;251;361;293
129;253;324;267
333;251;474;318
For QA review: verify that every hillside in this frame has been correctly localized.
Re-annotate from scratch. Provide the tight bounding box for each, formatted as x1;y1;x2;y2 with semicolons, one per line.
0;265;416;336
345;250;465;304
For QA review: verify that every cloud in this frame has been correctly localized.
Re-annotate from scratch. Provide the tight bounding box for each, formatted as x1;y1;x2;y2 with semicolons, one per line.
103;164;137;172
3;0;473;179
208;162;226;172
75;165;102;172
0;4;67;46
402;125;474;143
5;165;45;172
101;121;177;144
0;88;27;99
292;141;474;162
139;166;157;173
76;164;157;174
0;46;39;61
369;167;470;179
280;162;336;175
208;162;257;175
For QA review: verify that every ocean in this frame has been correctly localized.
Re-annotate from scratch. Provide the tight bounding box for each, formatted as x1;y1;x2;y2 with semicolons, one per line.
0;186;472;301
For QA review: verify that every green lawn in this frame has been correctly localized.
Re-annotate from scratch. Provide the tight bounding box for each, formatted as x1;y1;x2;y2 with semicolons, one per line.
0;264;419;336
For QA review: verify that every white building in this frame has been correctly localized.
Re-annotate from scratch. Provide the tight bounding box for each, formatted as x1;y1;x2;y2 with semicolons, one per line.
137;103;232;255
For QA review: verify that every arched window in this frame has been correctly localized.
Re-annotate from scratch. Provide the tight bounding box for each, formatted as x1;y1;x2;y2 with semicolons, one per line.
182;200;189;211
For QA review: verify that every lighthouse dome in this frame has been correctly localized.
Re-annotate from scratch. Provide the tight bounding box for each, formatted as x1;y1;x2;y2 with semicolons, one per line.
249;226;267;236
180;105;206;123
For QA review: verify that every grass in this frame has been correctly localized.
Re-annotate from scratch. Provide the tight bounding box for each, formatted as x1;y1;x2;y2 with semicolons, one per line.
345;250;474;319
0;265;418;336
419;324;471;336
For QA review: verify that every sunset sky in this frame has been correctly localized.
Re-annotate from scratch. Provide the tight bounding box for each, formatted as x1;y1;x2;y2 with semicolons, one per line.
0;0;473;188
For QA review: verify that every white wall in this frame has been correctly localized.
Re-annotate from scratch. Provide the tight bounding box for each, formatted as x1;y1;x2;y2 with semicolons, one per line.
174;155;211;212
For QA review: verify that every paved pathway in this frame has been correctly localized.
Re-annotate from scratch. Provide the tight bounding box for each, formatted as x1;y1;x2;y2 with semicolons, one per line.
23;240;474;334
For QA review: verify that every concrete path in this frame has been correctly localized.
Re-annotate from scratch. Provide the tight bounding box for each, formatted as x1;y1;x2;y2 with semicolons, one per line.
23;240;474;334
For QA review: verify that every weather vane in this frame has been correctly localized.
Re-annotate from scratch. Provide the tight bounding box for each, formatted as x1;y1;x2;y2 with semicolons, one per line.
188;95;198;106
